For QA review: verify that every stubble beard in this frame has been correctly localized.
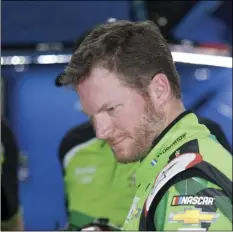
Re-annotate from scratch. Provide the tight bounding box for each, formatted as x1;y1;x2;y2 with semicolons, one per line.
114;98;165;164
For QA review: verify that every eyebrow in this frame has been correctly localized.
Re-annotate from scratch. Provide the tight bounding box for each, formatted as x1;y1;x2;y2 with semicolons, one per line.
81;102;112;116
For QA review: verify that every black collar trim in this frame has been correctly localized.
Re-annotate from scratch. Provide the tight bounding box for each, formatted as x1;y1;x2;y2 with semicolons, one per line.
151;110;193;149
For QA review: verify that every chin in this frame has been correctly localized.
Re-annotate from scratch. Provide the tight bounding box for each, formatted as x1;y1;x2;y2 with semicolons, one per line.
115;154;135;164
113;149;140;164
111;139;145;163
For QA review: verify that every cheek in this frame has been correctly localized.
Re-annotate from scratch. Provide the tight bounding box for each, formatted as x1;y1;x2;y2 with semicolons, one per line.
112;102;145;131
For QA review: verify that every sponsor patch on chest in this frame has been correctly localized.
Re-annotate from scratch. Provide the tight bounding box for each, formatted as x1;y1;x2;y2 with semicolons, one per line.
171;195;215;206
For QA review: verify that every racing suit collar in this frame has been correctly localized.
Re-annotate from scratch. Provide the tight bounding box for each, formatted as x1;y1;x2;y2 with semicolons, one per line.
151;110;193;149
136;111;210;187
139;110;193;163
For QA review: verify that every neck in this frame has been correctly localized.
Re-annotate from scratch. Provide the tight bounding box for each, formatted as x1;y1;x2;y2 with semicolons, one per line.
147;99;186;152
164;99;185;129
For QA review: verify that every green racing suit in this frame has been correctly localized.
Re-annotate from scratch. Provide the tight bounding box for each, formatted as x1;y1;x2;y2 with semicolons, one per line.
123;111;232;231
59;122;138;229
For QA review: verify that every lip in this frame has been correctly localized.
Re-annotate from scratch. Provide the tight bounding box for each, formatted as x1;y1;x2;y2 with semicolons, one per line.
111;137;126;146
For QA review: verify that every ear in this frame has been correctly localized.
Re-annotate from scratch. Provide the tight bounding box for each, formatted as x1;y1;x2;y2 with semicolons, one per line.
148;73;171;104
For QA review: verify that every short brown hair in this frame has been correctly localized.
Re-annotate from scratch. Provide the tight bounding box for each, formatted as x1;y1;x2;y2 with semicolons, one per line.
62;20;181;98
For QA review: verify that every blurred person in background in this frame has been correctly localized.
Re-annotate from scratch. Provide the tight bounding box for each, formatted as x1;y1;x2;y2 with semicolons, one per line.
56;31;138;231
197;117;231;153
58;120;137;231
1;118;24;230
61;20;232;231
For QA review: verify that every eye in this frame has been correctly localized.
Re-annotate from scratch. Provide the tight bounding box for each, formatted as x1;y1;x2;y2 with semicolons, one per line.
106;107;115;112
106;106;119;116
105;104;122;115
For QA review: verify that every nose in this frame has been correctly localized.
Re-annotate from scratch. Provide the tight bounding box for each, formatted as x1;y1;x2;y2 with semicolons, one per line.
94;116;113;140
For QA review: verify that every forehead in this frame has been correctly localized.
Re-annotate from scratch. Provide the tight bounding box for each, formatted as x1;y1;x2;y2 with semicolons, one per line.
76;67;139;113
77;68;124;101
79;67;121;92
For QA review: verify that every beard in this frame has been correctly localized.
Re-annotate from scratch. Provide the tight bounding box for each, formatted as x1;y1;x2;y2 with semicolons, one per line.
112;97;165;164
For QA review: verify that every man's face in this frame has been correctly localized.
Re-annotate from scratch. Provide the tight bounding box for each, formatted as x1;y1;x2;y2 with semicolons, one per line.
77;67;165;163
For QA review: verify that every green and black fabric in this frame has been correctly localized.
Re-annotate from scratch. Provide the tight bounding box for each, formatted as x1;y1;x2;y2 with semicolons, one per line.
123;111;232;231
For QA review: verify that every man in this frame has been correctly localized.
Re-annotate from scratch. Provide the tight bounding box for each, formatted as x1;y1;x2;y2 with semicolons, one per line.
60;20;232;231
1;118;24;230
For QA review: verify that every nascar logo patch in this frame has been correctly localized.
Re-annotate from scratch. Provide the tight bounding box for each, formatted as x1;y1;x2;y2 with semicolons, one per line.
171;195;215;206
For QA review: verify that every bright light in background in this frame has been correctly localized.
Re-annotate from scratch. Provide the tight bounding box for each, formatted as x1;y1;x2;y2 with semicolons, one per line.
37;55;58;64
11;56;28;65
56;55;72;63
107;18;117;23
172;52;232;68
1;52;232;68
11;56;21;65
37;55;72;64
1;56;31;65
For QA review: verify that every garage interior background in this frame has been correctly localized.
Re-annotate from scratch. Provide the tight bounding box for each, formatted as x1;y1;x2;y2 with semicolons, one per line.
1;1;232;230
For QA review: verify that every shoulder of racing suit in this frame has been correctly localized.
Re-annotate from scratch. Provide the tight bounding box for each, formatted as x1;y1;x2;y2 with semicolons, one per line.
123;111;232;231
58;121;96;172
140;139;232;231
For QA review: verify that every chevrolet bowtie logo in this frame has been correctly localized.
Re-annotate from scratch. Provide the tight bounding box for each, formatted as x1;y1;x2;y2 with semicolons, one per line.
169;208;218;224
